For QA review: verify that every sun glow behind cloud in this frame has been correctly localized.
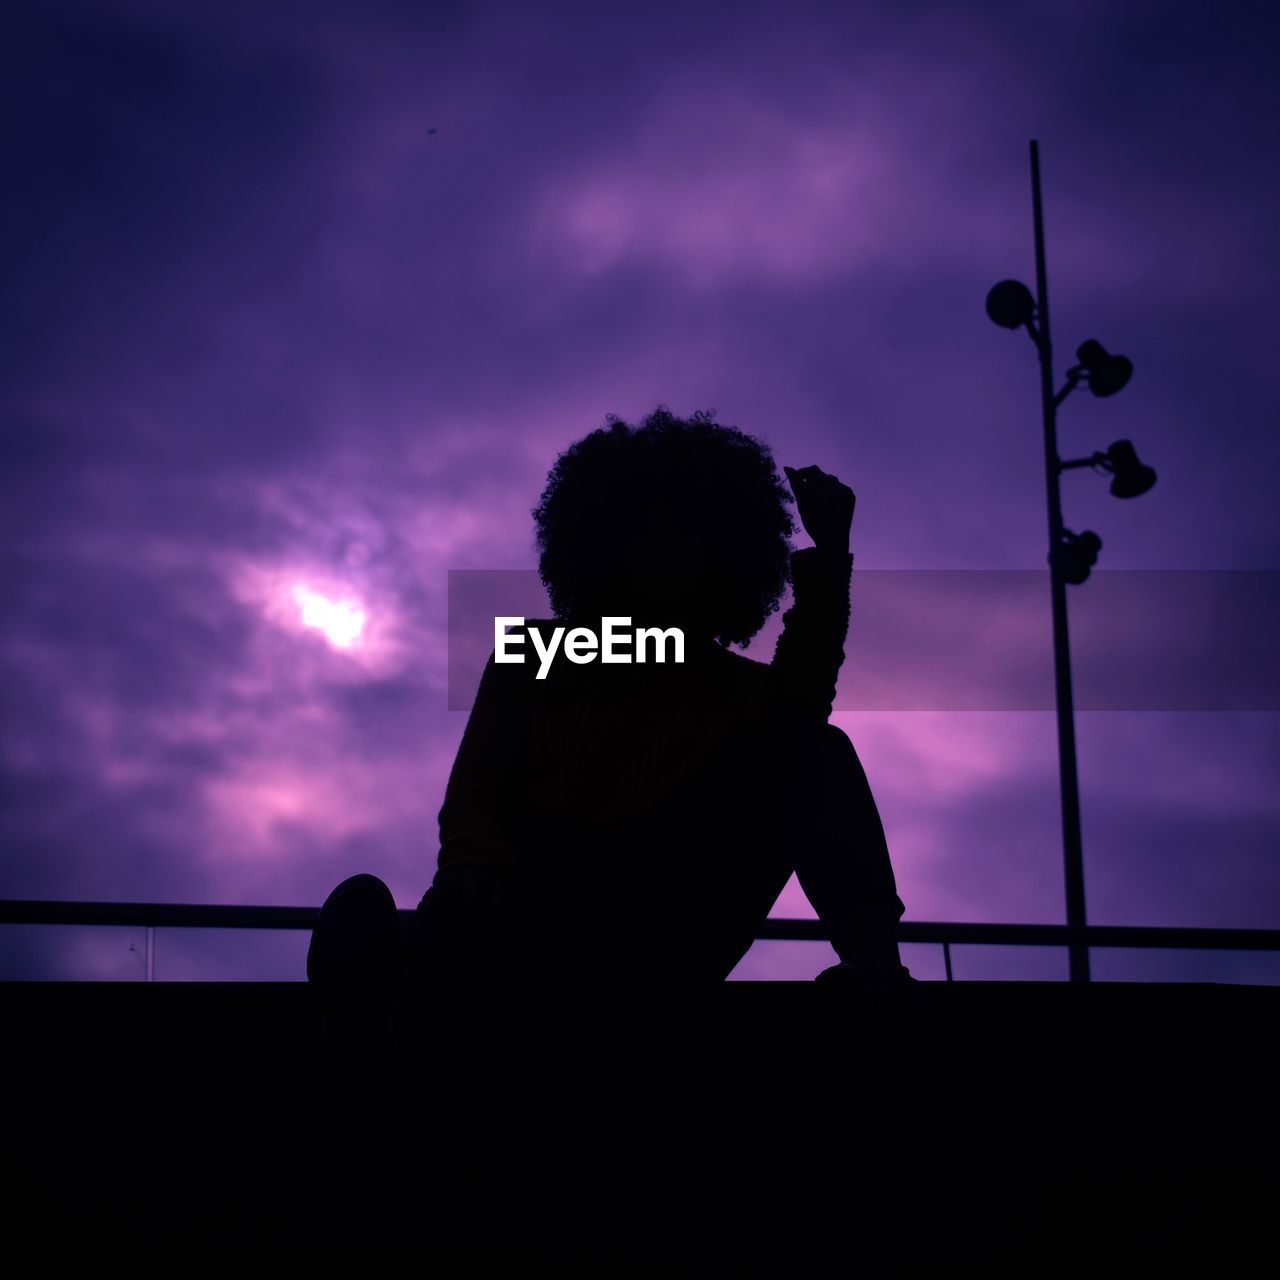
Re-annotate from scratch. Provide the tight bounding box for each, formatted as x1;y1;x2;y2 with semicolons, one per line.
292;584;367;649
226;557;409;679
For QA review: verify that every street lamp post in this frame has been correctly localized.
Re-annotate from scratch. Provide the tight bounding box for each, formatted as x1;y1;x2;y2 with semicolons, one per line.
986;140;1157;984
1030;140;1090;984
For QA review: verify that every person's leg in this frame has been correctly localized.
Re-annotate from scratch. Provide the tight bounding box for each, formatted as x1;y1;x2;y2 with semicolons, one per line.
662;718;908;984
401;859;568;1041
785;722;909;978
306;873;406;1061
397;720;909;992
404;864;526;991
628;726;800;983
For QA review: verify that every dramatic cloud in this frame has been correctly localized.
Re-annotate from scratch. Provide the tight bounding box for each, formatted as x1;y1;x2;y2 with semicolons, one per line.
2;0;1277;982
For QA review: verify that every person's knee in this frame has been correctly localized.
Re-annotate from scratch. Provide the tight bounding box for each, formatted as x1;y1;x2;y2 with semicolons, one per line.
316;874;397;926
330;872;393;898
308;872;402;991
777;720;874;811
786;720;854;766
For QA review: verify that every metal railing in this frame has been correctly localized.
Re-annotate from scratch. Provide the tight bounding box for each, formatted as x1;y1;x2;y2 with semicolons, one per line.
4;898;1280;983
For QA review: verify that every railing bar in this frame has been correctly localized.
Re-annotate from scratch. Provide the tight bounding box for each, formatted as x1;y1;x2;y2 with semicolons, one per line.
943;942;954;982
1;901;1279;953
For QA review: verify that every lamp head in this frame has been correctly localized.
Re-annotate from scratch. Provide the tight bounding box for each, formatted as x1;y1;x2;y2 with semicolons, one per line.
1053;529;1103;585
1102;439;1157;498
1075;340;1133;397
985;279;1036;329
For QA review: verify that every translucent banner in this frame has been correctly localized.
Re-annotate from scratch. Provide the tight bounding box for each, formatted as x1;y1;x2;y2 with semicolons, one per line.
447;569;1280;712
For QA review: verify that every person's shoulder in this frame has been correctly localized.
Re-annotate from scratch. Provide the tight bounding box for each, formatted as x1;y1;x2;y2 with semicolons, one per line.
499;616;558;632
481;617;559;685
490;616;558;652
493;616;546;634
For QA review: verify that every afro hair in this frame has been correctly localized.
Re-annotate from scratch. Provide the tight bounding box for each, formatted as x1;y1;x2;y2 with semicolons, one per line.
531;405;797;649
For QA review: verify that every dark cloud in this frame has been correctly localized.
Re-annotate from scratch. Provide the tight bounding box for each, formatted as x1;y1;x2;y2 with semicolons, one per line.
3;0;1278;979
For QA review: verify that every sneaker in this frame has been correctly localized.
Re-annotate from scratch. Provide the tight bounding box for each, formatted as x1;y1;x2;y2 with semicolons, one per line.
307;874;406;1067
814;960;918;990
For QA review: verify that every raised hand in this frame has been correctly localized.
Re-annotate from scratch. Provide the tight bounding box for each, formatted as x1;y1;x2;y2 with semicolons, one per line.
783;465;855;553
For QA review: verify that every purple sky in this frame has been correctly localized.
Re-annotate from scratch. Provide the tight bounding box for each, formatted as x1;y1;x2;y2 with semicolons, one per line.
4;0;1278;982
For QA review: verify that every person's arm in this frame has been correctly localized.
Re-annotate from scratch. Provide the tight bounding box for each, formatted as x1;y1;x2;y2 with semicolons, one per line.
769;543;854;721
768;465;857;722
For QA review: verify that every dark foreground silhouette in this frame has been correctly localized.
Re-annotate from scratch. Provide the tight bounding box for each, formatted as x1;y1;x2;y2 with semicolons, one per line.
11;977;1278;1265
308;406;911;1056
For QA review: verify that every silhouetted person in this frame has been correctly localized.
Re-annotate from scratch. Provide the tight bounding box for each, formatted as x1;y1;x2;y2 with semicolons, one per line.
308;406;911;1058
